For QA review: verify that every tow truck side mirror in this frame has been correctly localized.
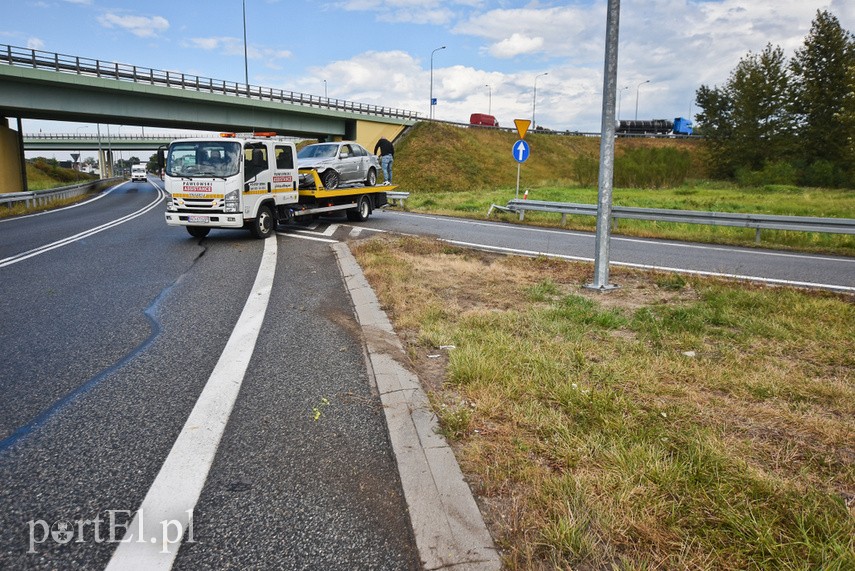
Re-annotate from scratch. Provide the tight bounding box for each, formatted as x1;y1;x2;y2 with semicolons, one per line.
156;148;165;169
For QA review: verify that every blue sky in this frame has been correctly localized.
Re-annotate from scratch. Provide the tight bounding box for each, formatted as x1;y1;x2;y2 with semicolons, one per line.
4;0;854;150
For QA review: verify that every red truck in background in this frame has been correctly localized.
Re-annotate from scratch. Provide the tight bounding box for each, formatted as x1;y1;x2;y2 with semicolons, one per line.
469;113;499;127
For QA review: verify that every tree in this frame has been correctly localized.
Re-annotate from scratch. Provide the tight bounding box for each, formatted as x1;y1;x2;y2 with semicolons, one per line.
695;44;794;177
790;10;855;169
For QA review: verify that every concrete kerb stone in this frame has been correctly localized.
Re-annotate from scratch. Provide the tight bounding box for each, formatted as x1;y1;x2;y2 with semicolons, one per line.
332;242;501;571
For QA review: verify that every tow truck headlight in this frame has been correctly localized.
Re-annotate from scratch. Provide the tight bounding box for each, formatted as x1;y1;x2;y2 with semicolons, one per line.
224;190;240;213
166;197;176;211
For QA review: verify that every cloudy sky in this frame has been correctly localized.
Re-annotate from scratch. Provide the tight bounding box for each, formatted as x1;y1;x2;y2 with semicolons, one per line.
4;0;855;138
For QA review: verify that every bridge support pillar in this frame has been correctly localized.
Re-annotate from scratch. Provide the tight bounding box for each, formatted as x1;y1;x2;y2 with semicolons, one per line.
99;148;114;178
353;120;406;152
0;117;25;194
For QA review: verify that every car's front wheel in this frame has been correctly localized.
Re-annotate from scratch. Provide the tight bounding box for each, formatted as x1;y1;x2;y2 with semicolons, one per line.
321;169;340;190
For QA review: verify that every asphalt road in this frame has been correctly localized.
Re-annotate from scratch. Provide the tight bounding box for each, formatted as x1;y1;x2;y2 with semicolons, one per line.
0;180;419;570
363;211;855;292
1;182;852;569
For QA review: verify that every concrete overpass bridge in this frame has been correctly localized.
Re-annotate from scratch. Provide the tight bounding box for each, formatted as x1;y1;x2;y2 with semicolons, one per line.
0;44;418;191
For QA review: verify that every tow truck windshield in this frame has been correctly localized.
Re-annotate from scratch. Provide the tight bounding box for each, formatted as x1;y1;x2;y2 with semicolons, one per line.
166;141;241;178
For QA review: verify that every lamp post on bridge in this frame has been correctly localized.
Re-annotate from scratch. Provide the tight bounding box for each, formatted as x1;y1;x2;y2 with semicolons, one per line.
429;46;446;120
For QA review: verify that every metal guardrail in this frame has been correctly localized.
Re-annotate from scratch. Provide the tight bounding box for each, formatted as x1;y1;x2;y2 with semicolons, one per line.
385;191;410;206
0;178;122;209
490;199;855;242
0;44;419;120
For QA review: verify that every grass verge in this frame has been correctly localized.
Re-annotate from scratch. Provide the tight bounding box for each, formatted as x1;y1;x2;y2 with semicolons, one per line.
399;183;855;256
351;235;855;570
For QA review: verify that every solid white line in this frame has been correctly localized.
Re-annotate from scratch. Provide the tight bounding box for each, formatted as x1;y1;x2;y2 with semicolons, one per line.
443;239;855;294
0;188;165;268
276;231;338;243
105;236;278;570
389;211;855;264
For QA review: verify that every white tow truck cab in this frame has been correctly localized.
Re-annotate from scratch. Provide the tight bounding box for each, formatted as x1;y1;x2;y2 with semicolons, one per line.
131;164;147;182
160;133;394;239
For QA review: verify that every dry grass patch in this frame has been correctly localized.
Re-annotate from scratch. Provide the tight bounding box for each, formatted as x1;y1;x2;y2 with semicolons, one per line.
350;235;855;571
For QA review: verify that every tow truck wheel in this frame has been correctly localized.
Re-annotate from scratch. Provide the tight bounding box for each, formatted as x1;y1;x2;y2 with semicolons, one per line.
321;169;340;190
365;167;377;187
187;226;210;239
347;195;371;222
251;205;275;239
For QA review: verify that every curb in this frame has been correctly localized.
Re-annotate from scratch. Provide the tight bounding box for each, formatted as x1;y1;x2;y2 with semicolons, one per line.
333;242;501;571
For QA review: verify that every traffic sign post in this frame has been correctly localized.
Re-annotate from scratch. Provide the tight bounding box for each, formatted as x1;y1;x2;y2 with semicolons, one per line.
512;139;530;198
512;119;533;199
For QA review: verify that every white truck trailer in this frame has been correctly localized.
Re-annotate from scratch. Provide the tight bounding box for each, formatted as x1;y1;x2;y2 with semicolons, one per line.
159;133;394;239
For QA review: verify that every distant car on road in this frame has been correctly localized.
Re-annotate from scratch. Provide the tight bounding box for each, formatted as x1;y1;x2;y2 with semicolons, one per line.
470;113;499;127
297;141;380;190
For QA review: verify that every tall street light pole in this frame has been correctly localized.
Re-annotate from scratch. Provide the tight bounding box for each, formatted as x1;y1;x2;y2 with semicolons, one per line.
634;79;650;121
429;46;446;120
485;84;491;115
587;0;621;292
242;0;249;86
532;72;548;129
617;85;629;120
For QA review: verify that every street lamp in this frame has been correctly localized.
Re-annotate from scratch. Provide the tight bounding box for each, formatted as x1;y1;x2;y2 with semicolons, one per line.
635;79;650;121
617;85;629;120
532;72;548;129
429;46;446;119
323;79;327;99
485;84;492;115
242;0;249;86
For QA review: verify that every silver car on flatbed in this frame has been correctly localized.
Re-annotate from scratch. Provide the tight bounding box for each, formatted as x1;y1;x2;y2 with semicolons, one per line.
297;141;380;190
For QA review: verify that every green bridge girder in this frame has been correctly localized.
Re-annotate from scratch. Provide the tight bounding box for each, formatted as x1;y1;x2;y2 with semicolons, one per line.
0;64;413;140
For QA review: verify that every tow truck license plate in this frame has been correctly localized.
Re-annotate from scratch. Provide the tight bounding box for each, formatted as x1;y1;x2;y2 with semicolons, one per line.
188;215;209;223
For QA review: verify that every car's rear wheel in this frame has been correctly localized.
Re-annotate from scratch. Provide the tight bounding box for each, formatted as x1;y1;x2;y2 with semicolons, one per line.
365;167;377;187
321;169;340;190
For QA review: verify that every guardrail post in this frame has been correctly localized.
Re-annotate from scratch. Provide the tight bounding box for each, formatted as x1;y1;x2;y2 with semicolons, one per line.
755;228;762;244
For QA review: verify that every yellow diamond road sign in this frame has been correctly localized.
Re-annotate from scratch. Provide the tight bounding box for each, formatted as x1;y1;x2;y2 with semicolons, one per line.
514;119;531;140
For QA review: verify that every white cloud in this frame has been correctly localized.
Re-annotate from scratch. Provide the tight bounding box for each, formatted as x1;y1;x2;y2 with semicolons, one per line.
26;37;45;50
489;33;545;58
185;37;292;65
98;13;169;38
332;0;473;25
64;0;93;5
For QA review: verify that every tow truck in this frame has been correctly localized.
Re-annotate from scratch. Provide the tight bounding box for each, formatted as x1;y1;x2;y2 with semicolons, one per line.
159;133;396;239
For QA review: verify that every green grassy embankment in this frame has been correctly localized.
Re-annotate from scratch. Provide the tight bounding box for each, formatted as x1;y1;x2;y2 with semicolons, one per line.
392;123;854;255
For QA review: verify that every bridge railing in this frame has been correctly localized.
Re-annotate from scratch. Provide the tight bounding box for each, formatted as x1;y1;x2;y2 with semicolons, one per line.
1;44;420;121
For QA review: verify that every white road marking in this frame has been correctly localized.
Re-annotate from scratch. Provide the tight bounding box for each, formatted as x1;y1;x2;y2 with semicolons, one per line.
277;231;338;243
389;211;855;264
0;187;165;269
444;239;855;294
105;236;277;570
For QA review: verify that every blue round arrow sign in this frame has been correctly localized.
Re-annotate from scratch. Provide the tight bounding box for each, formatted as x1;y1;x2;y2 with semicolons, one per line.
513;139;530;163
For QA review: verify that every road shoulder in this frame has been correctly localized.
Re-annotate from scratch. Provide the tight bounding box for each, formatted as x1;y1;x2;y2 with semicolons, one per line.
333;242;501;571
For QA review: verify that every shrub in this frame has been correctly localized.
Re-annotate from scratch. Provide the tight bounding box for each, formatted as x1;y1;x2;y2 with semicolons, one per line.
736;160;798;187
